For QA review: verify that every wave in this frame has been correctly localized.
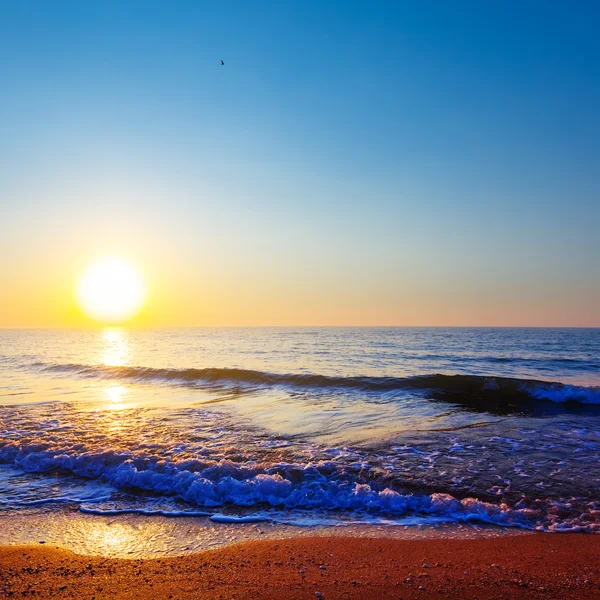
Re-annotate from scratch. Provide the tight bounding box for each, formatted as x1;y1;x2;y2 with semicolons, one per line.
1;442;596;532
36;362;600;405
0;443;540;530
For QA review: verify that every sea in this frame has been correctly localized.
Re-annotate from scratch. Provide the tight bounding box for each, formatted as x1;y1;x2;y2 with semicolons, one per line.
1;327;599;542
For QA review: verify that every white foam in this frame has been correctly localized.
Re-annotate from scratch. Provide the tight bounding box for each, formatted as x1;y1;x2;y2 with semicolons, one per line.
0;442;540;529
527;384;600;404
210;514;268;523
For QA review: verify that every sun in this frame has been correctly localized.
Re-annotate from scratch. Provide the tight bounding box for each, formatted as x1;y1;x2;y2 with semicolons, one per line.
76;257;146;324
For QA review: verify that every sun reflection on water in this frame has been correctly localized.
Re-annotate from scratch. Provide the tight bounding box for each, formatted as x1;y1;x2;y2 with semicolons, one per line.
73;520;141;556
100;328;130;367
103;384;133;412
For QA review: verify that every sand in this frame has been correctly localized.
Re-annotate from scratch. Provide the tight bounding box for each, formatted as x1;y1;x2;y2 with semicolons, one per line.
1;534;599;599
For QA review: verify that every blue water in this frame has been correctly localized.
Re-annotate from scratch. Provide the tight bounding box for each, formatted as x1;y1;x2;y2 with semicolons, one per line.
0;327;599;532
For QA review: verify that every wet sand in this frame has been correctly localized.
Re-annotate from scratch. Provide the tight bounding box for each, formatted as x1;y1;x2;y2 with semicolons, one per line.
1;534;599;599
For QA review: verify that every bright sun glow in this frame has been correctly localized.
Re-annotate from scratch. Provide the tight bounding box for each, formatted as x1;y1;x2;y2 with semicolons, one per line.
76;257;146;324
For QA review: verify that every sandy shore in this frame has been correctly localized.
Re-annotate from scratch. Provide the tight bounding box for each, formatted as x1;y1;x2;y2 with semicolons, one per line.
1;534;599;599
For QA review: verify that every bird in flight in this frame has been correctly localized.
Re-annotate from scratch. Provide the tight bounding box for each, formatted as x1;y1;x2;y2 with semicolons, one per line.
221;60;225;65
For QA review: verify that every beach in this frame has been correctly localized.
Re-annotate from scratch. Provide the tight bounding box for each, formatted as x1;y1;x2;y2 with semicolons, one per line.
2;533;600;599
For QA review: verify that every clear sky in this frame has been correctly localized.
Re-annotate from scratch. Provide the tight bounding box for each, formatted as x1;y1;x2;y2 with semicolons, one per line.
1;0;598;327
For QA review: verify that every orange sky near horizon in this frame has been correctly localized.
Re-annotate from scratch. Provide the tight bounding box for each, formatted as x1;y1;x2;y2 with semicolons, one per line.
1;249;597;328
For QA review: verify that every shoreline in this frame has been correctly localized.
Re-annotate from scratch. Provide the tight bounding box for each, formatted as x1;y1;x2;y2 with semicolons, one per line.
1;533;599;599
0;506;529;558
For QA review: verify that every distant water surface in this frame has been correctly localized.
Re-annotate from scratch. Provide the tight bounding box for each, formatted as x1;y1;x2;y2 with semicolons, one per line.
0;327;599;534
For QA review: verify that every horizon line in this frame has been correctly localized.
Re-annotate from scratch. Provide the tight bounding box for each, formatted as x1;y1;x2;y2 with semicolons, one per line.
1;325;598;330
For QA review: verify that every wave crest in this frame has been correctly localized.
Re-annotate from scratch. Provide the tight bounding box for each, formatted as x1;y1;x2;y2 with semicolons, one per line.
37;362;600;405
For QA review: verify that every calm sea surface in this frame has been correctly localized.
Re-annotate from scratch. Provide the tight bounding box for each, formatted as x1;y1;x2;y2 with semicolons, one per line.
0;327;599;532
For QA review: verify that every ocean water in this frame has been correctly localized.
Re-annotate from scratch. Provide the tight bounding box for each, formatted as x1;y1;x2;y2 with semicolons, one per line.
0;327;599;534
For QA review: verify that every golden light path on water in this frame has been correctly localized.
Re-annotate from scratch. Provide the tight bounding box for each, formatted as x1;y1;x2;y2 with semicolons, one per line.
100;328;130;367
98;329;133;410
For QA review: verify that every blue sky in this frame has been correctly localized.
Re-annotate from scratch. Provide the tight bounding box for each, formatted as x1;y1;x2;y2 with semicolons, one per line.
0;1;598;326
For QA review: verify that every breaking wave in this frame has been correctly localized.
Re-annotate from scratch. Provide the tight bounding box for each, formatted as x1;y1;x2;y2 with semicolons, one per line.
0;443;562;531
36;362;600;405
2;439;598;532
